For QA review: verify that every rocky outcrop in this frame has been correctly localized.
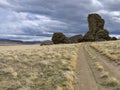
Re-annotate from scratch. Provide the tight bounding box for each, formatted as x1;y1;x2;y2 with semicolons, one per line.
83;13;111;41
52;32;83;44
40;40;53;46
95;29;110;41
111;37;117;40
69;34;83;43
51;13;117;44
52;32;70;44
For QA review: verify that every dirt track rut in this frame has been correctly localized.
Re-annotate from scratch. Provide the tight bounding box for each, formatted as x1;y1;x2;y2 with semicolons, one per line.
74;45;99;90
74;44;120;90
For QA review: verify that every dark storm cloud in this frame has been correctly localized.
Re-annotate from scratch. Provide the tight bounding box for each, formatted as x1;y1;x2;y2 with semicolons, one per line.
0;0;120;41
7;0;89;23
7;0;96;34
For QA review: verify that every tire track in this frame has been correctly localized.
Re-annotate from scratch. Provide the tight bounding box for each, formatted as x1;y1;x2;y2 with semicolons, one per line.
88;45;120;80
74;45;99;90
74;44;120;90
86;44;120;90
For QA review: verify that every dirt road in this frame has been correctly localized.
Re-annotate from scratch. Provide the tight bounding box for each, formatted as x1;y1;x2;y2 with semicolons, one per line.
74;44;120;90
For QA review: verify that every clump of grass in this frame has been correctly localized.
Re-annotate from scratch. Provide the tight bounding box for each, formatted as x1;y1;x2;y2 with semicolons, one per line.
94;62;99;66
104;52;118;61
102;77;119;87
94;62;104;71
91;42;119;62
1;67;17;78
56;86;63;90
100;71;109;78
92;56;96;60
97;65;104;71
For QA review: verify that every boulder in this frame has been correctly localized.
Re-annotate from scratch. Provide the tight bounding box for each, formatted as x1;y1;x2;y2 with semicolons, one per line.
111;37;117;40
95;29;110;41
40;40;53;46
69;34;83;43
52;32;70;44
83;32;95;41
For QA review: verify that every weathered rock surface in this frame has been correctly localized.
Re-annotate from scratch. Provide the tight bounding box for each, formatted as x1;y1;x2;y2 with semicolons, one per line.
95;29;110;41
40;40;53;46
83;13;111;41
52;32;70;44
111;37;117;40
69;34;83;43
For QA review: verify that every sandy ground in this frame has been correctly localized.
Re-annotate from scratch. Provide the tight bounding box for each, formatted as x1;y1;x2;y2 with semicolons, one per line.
74;45;99;90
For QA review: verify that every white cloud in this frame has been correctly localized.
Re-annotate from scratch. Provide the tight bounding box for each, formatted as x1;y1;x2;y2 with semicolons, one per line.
0;34;51;41
91;0;103;8
110;11;120;16
0;11;67;36
110;34;120;39
112;17;120;23
0;0;10;6
97;10;120;16
97;10;120;23
97;10;109;15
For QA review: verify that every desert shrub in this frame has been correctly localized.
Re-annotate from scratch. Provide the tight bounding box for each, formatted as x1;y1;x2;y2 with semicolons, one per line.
102;77;119;87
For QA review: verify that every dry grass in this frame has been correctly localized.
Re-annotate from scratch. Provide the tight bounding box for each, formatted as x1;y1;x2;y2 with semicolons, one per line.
91;40;120;62
0;44;79;90
100;71;109;78
102;77;119;87
97;65;104;71
94;62;104;71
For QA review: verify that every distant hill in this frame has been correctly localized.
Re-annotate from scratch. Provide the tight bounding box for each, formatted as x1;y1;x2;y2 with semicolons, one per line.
0;39;41;45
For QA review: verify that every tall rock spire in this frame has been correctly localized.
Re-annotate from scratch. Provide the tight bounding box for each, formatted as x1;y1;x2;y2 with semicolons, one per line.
83;13;111;41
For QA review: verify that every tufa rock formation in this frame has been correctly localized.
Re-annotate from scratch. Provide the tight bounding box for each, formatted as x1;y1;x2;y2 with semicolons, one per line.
95;29;110;41
52;33;83;44
40;40;53;46
83;13;111;41
52;32;70;44
69;34;83;43
51;13;117;44
111;37;117;40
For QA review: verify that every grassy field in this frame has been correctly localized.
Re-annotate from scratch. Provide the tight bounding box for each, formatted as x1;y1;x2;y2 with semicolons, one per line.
0;40;120;90
0;44;79;90
90;40;120;62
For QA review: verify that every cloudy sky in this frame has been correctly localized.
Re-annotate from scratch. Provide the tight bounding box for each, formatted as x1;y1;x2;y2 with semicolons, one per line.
0;0;120;41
